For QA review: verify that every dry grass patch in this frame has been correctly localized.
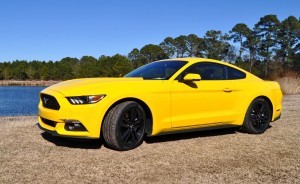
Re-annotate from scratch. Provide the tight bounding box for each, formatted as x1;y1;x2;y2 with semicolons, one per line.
0;95;300;183
277;76;300;95
276;71;300;95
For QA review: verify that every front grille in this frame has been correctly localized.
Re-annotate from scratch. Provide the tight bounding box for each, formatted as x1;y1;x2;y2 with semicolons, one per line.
41;117;57;127
40;94;60;110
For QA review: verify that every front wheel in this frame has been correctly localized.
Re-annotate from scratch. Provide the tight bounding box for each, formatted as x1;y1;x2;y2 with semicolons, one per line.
242;98;272;134
102;101;146;151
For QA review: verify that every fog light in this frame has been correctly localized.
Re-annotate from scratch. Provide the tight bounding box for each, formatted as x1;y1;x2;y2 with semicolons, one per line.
63;119;87;131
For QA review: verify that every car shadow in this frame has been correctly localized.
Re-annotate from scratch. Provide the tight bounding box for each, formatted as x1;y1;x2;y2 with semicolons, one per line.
40;126;273;149
145;125;274;144
145;127;239;144
41;132;103;149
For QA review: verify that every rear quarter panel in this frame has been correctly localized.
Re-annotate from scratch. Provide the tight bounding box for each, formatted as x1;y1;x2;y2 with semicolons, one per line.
233;79;282;123
261;81;283;121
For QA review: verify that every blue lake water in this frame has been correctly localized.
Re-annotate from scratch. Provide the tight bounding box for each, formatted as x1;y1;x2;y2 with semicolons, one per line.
0;86;46;116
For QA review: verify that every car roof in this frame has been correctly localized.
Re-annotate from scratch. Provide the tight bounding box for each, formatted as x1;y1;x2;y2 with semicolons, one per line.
160;57;239;69
159;57;262;81
161;57;226;64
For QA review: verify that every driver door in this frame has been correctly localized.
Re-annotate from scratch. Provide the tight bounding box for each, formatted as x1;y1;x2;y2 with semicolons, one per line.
170;62;238;128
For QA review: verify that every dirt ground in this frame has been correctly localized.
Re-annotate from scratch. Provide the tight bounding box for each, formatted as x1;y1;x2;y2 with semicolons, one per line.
0;95;299;184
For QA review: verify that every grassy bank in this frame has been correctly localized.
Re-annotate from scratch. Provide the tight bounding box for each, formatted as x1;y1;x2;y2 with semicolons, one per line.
0;80;60;86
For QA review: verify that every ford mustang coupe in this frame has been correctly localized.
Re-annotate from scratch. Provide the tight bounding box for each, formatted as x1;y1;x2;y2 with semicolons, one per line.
38;58;282;150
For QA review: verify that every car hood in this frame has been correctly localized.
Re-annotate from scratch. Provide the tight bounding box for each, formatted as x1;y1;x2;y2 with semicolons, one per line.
43;77;144;96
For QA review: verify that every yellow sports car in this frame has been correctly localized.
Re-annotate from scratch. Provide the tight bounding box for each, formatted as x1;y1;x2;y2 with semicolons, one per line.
38;58;282;150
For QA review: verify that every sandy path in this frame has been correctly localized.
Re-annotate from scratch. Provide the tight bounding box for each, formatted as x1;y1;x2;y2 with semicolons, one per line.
0;95;299;184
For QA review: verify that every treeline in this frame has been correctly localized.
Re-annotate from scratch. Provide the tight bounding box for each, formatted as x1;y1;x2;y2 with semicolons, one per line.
0;14;299;80
0;55;132;80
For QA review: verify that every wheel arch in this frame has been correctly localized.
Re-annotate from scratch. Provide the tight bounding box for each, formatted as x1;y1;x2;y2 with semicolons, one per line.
251;95;274;119
101;97;153;136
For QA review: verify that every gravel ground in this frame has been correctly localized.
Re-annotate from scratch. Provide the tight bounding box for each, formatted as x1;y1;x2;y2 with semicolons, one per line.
0;95;299;184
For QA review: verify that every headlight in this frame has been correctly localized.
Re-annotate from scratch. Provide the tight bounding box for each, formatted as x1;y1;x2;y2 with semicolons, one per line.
66;95;106;105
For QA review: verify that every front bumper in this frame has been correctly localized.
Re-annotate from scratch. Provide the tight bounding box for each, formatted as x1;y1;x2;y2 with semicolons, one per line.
37;123;96;139
38;89;109;139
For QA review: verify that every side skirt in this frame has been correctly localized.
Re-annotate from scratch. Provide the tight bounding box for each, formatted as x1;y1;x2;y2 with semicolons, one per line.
148;124;240;137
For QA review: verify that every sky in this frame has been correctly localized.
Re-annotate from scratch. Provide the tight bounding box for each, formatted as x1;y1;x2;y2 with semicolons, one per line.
0;0;299;62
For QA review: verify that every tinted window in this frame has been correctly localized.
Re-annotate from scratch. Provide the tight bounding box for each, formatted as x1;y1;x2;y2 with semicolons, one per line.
227;67;246;79
125;61;187;80
181;63;226;80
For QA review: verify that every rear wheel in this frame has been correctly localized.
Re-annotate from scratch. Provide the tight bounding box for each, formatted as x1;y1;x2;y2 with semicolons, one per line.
102;101;146;151
242;98;272;134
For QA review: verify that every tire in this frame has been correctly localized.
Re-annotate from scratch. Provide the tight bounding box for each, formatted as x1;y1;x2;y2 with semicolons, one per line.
242;98;272;134
102;101;146;151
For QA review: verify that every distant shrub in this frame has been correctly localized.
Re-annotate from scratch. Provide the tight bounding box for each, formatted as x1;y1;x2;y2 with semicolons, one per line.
276;71;300;95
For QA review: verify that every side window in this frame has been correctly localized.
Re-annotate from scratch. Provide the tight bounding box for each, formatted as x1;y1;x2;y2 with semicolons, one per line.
227;67;246;79
184;63;226;80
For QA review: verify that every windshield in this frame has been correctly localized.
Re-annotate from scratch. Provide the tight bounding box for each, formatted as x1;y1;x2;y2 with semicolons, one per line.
124;61;187;80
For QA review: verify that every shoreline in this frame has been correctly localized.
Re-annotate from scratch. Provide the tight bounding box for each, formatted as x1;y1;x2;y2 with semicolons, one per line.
0;115;36;122
0;80;60;86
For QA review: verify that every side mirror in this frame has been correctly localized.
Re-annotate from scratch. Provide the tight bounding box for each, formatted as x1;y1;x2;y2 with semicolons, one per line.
183;73;201;81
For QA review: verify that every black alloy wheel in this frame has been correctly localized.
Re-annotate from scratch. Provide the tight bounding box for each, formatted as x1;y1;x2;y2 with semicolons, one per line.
242;98;272;134
119;105;145;147
102;101;146;151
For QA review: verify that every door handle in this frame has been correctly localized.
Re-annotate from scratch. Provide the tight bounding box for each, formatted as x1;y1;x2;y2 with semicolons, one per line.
223;88;232;93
